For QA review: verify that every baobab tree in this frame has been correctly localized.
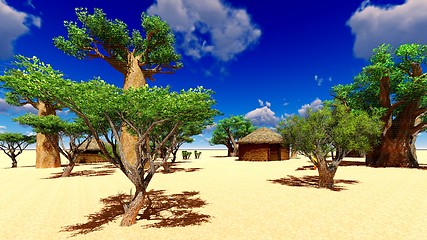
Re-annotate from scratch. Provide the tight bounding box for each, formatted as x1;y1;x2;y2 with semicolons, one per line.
53;8;183;165
0;55;62;168
333;44;427;167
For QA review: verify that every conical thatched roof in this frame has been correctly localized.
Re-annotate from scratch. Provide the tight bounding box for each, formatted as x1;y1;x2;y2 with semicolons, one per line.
78;138;102;151
238;127;283;144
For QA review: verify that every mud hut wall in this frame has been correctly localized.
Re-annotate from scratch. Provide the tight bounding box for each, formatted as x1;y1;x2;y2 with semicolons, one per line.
76;152;107;163
239;143;269;161
280;144;290;160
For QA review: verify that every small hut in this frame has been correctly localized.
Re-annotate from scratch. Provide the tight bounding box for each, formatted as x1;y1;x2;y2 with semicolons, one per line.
238;127;290;161
75;138;107;163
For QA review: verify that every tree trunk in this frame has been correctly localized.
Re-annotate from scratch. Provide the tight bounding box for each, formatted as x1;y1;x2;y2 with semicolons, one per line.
121;55;146;166
36;102;61;168
120;188;146;226
367;135;418;168
171;149;178;163
317;161;337;189
61;161;75;177
367;102;419;168
11;157;17;168
225;142;235;157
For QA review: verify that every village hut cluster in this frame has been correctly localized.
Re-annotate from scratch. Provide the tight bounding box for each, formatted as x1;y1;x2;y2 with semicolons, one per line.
238;127;290;161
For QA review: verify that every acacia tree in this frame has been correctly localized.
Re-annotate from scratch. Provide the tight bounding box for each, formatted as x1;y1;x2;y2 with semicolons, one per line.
209;116;256;157
0;55;62;168
14;114;92;177
0;133;36;168
278;102;382;188
33;75;218;226
53;8;183;165
333;44;427;168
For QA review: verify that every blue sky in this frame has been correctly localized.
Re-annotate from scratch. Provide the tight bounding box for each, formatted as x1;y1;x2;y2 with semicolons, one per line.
1;0;427;149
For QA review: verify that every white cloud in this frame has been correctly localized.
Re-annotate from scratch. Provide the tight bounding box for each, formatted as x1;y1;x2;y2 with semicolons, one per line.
0;0;41;59
348;0;427;59
0;98;38;115
245;106;280;128
203;123;216;132
298;98;323;117
147;0;261;61
25;0;35;9
258;99;264;107
314;75;323;86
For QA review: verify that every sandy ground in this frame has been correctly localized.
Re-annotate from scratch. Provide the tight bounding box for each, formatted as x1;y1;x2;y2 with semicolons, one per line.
1;149;427;240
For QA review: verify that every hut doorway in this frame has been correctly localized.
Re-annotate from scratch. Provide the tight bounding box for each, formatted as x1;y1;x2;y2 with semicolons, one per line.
269;144;280;161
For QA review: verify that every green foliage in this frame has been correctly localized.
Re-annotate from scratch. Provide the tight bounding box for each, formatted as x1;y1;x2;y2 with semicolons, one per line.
0;132;36;167
278;102;382;162
53;8;182;73
0;132;36;145
14;114;90;137
182;151;192;160
332;43;427;123
0;55;65;108
209;115;256;146
194;150;202;159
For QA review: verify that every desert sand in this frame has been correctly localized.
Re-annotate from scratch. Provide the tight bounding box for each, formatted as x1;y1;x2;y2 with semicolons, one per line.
1;149;427;240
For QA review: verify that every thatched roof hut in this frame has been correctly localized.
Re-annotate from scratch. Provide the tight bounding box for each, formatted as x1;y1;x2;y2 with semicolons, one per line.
75;138;108;163
238;127;289;161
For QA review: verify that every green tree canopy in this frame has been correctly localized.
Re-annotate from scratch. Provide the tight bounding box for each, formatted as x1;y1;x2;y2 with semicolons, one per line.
0;55;67;168
14;114;92;177
53;8;182;84
332;43;427;167
209;115;256;157
278;102;382;188
0;132;36;168
23;67;219;225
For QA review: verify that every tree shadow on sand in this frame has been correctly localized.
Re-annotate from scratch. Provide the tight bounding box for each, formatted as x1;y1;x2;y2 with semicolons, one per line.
296;161;366;171
269;175;359;192
61;190;210;237
159;167;202;174
43;169;116;179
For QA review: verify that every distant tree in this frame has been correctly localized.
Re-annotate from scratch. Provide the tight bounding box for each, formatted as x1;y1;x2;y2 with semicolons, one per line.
277;102;382;189
333;44;427;167
53;7;183;166
0;55;62;168
209;116;256;157
31;76;218;226
14;114;92;177
0;132;36;168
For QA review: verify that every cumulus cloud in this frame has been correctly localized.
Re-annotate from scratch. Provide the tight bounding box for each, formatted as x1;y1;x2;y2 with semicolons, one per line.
245;105;280;128
147;0;261;61
0;98;38;115
0;0;41;59
348;0;427;59
298;98;323;117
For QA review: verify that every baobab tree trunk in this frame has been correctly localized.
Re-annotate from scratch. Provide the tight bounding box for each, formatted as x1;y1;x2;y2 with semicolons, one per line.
36;102;60;168
121;55;146;165
367;135;419;168
61;161;75;177
366;102;420;168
